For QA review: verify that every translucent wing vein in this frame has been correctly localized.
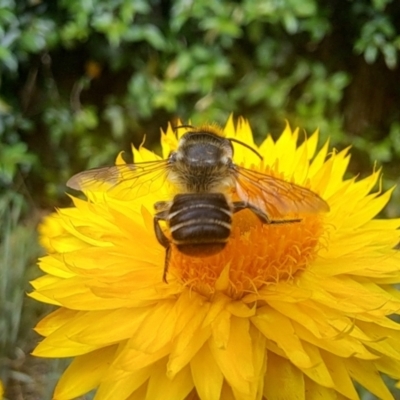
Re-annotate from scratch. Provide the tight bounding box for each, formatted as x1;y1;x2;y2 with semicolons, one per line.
234;166;329;219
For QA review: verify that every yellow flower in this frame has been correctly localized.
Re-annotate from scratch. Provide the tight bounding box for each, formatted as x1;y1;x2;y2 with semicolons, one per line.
31;116;400;400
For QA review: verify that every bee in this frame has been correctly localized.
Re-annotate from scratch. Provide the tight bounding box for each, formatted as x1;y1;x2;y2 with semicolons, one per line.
67;124;329;282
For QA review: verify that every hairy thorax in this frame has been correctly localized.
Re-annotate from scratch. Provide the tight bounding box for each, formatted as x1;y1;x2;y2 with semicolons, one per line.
167;162;235;193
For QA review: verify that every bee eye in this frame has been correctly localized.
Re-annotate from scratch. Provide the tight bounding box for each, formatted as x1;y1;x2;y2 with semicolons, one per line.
169;152;178;162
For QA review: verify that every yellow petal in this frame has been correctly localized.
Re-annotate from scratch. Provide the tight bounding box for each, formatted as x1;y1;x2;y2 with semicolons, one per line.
293;321;376;360
251;307;313;369
167;318;211;377
304;376;339;400
34;308;79;336
345;357;394;400
249;325;268;398
37;255;74;278
54;345;117;399
108;346;170;378
129;300;177;353
146;361;193;400
34;308;154;357
320;351;359;400
209;317;255;397
95;366;151;400
211;309;231;349
298;341;334;388
264;352;305;400
190;342;224;400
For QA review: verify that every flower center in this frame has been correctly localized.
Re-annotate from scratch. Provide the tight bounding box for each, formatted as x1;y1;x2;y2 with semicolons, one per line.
170;209;325;299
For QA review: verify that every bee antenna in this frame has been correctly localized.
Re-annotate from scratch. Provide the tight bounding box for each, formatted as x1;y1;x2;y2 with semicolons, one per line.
228;138;263;161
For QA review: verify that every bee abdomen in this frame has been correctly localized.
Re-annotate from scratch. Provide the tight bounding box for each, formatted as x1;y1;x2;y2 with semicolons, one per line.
169;193;232;255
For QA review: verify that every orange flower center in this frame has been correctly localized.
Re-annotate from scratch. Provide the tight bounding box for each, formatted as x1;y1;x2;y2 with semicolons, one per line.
170;209;325;299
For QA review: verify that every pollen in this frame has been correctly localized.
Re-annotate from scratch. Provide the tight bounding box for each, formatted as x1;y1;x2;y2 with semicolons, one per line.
170;209;325;299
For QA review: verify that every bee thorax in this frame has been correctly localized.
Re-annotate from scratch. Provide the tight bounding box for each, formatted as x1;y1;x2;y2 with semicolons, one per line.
168;165;234;193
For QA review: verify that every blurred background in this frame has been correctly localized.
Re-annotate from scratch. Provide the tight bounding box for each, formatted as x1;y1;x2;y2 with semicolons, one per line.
1;0;400;398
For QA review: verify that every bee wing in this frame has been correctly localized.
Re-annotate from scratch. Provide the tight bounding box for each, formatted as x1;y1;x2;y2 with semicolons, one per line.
67;159;170;197
233;165;329;219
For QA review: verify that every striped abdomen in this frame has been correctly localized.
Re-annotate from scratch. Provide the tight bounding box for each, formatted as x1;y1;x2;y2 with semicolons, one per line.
168;192;232;256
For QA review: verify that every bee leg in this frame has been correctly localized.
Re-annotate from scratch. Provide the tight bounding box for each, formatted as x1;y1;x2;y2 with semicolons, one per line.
233;201;271;223
163;246;172;283
268;218;302;224
232;201;301;224
154;201;170;212
154;212;172;283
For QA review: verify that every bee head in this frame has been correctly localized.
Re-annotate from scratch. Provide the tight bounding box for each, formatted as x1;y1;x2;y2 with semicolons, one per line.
170;124;263;167
174;128;233;167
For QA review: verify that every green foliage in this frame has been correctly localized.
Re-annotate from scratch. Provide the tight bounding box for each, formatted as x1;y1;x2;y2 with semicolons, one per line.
354;0;400;69
0;113;35;191
0;192;43;392
1;0;400;208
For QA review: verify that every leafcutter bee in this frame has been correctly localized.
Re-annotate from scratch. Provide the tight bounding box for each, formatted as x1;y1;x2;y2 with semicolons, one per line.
67;124;330;282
